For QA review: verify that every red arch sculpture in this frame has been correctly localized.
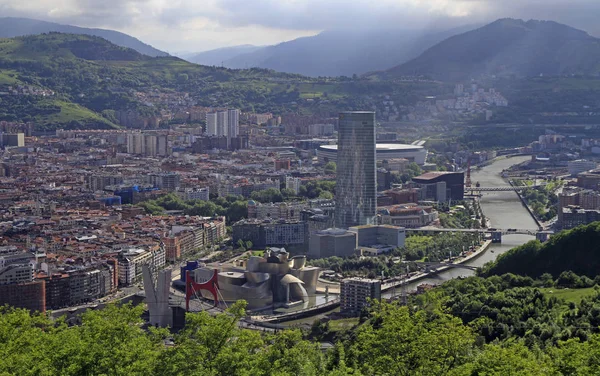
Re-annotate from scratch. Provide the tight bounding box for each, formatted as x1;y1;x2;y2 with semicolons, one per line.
185;269;219;311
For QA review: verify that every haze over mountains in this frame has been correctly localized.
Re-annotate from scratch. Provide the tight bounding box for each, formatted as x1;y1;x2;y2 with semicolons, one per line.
387;18;600;81
187;25;478;77
186;45;264;67
0;17;168;57
1;16;599;83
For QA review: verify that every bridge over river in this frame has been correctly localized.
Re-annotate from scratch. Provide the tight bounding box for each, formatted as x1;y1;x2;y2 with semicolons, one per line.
405;227;552;243
405;227;540;236
465;183;546;194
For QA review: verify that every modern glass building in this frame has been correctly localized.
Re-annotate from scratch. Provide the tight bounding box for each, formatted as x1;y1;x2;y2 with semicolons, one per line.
335;111;377;229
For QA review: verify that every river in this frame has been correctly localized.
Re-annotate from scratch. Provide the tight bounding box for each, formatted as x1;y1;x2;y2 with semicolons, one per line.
383;155;538;297
280;156;540;326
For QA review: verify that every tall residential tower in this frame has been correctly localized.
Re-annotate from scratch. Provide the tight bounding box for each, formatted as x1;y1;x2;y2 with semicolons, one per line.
335;111;377;229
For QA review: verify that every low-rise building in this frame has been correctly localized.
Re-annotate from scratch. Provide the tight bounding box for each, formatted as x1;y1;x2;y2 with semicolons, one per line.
412;171;465;202
378;204;438;228
577;169;600;190
308;228;357;259
349;225;406;250
176;187;210;201
568;159;597;177
232;219;309;252
561;206;600;229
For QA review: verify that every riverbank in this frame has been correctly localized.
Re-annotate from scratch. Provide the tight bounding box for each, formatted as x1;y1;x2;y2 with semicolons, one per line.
509;180;544;230
381;239;492;292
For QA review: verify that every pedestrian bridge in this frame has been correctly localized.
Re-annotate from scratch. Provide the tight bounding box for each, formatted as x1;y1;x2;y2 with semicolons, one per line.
465;184;545;193
405;227;538;236
411;261;478;271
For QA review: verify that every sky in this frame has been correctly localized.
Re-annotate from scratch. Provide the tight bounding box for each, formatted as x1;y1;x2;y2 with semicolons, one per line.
0;0;598;54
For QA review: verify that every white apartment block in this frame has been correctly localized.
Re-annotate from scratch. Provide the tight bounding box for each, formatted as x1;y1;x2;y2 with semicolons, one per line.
286;176;302;194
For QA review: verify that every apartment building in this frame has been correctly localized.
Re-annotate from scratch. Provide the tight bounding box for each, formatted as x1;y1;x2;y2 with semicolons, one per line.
340;278;381;317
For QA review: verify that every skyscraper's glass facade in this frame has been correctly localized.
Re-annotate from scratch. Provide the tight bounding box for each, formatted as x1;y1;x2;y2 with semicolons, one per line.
335;111;377;229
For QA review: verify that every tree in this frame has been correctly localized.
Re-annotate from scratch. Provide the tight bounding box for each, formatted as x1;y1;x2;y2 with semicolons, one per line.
250;188;283;203
324;161;337;174
281;188;297;199
226;200;248;223
319;191;334;199
347;301;475;375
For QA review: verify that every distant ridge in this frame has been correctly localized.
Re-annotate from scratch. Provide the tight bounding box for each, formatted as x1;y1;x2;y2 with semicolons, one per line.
0;17;168;57
387;18;600;81
187;45;264;67
191;25;477;77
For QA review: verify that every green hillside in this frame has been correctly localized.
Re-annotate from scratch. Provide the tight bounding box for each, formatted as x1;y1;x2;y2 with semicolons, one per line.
387;18;600;81
479;222;600;278
0;33;309;130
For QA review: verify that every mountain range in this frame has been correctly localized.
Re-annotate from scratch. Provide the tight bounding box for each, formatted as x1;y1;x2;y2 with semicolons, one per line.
188;26;478;77
0;17;168;57
387;18;600;81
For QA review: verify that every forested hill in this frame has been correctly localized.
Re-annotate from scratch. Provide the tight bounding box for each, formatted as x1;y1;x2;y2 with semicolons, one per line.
480;222;600;278
0;33;305;130
0;17;168;57
387;18;600;81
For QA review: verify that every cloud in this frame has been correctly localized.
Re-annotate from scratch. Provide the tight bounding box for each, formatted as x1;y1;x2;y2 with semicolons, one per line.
0;0;598;51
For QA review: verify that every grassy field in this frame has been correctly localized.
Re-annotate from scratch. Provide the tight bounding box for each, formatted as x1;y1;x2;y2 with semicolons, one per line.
539;287;597;303
0;70;20;85
37;100;119;129
328;318;360;332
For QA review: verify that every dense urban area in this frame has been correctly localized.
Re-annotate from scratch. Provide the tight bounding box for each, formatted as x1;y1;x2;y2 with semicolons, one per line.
3;13;600;376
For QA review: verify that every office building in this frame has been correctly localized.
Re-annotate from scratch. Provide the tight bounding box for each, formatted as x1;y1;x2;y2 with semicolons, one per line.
335;111;377;229
340;277;381;316
232;219;309;252
412;171;465;202
308;228;357;259
568;160;597;177
349;225;406;250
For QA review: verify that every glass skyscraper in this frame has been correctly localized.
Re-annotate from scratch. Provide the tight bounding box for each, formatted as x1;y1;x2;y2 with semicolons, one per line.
335;111;377;229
